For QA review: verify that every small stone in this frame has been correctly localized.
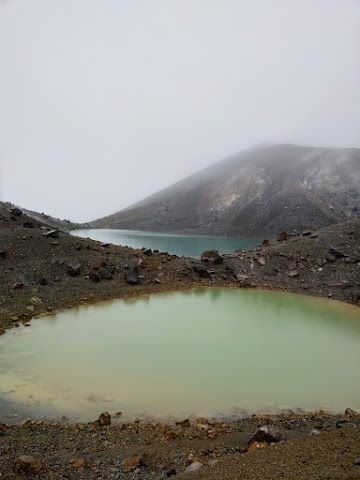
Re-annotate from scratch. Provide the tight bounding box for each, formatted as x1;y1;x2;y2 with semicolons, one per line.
143;248;153;256
71;458;88;468
154;277;162;284
257;256;266;266
97;411;111;426
14;455;43;475
0;329;5;335
249;425;284;444
175;418;190;429
98;267;112;280
121;454;148;470
329;246;346;258
43;229;59;239
125;269;140;285
354;457;360;466
345;407;360;418
277;231;288;242
288;270;299;278
164;430;180;440
166;468;177;476
10;207;22;217
20;418;32;427
0;251;7;258
184;461;203;473
29;296;43;306
67;261;82;276
89;271;100;283
248;441;270;452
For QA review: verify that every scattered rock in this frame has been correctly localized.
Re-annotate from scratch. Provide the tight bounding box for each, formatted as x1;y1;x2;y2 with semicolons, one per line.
166;468;177;476
125;269;140;285
43;229;59;239
121;454;148;470
89;271;101;283
248;425;284;444
262;239;270;247
248;441;270;452
257;256;266;266
184;461;203;474
329;246;347;258
277;231;288;242
97;411;111;426
14;455;43;475
23;221;34;228
10;207;22;217
200;250;223;264
328;281;353;290
71;458;88;468
354;457;360;466
29;296;43;306
192;264;210;278
0;250;6;258
288;270;299;277
175;418;190;429
143;248;153;256
345;407;360;418
67;261;82;276
98;267;112;279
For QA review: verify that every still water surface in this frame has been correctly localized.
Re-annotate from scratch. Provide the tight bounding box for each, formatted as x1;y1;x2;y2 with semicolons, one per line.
1;288;359;422
72;229;259;257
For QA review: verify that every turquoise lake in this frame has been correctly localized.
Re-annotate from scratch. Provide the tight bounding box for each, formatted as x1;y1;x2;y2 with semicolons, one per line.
0;288;359;422
71;229;260;257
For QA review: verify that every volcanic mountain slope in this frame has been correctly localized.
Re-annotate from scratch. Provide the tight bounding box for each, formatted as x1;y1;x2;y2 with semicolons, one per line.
92;144;360;236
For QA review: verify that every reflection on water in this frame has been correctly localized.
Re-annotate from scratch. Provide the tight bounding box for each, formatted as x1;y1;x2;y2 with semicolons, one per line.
71;229;259;257
0;288;359;422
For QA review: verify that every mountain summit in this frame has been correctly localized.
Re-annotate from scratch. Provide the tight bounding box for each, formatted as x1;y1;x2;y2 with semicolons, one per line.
92;144;360;236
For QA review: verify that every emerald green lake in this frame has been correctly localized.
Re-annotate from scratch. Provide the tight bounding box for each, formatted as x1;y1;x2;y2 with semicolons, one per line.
71;229;259;257
0;288;359;422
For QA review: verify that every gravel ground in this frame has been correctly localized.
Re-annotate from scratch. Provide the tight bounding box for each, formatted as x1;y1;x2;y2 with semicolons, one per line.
0;203;359;479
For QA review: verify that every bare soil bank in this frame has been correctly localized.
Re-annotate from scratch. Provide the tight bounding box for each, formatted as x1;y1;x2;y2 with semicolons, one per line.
0;203;359;479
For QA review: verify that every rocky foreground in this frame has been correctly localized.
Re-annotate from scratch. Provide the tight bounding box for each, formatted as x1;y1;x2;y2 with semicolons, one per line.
0;203;360;479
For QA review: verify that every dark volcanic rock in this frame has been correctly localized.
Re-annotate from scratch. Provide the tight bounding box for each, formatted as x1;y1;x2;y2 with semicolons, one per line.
125;269;140;285
200;249;223;264
43;229;59;239
67;261;82;276
10;207;22;217
98;267;112;279
249;425;284;444
329;246;347;258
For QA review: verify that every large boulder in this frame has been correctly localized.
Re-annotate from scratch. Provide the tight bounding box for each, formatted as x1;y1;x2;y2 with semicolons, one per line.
200;249;223;264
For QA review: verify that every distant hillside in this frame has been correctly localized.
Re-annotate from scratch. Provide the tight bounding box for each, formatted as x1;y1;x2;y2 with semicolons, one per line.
91;144;360;236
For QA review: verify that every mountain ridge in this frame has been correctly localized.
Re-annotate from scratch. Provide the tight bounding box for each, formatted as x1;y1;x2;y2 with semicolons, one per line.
91;144;360;236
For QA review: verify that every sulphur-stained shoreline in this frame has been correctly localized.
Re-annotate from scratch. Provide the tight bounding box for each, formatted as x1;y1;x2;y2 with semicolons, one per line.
1;204;360;479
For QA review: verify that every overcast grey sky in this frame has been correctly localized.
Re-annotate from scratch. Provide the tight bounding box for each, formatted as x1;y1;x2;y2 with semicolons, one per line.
1;0;359;222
